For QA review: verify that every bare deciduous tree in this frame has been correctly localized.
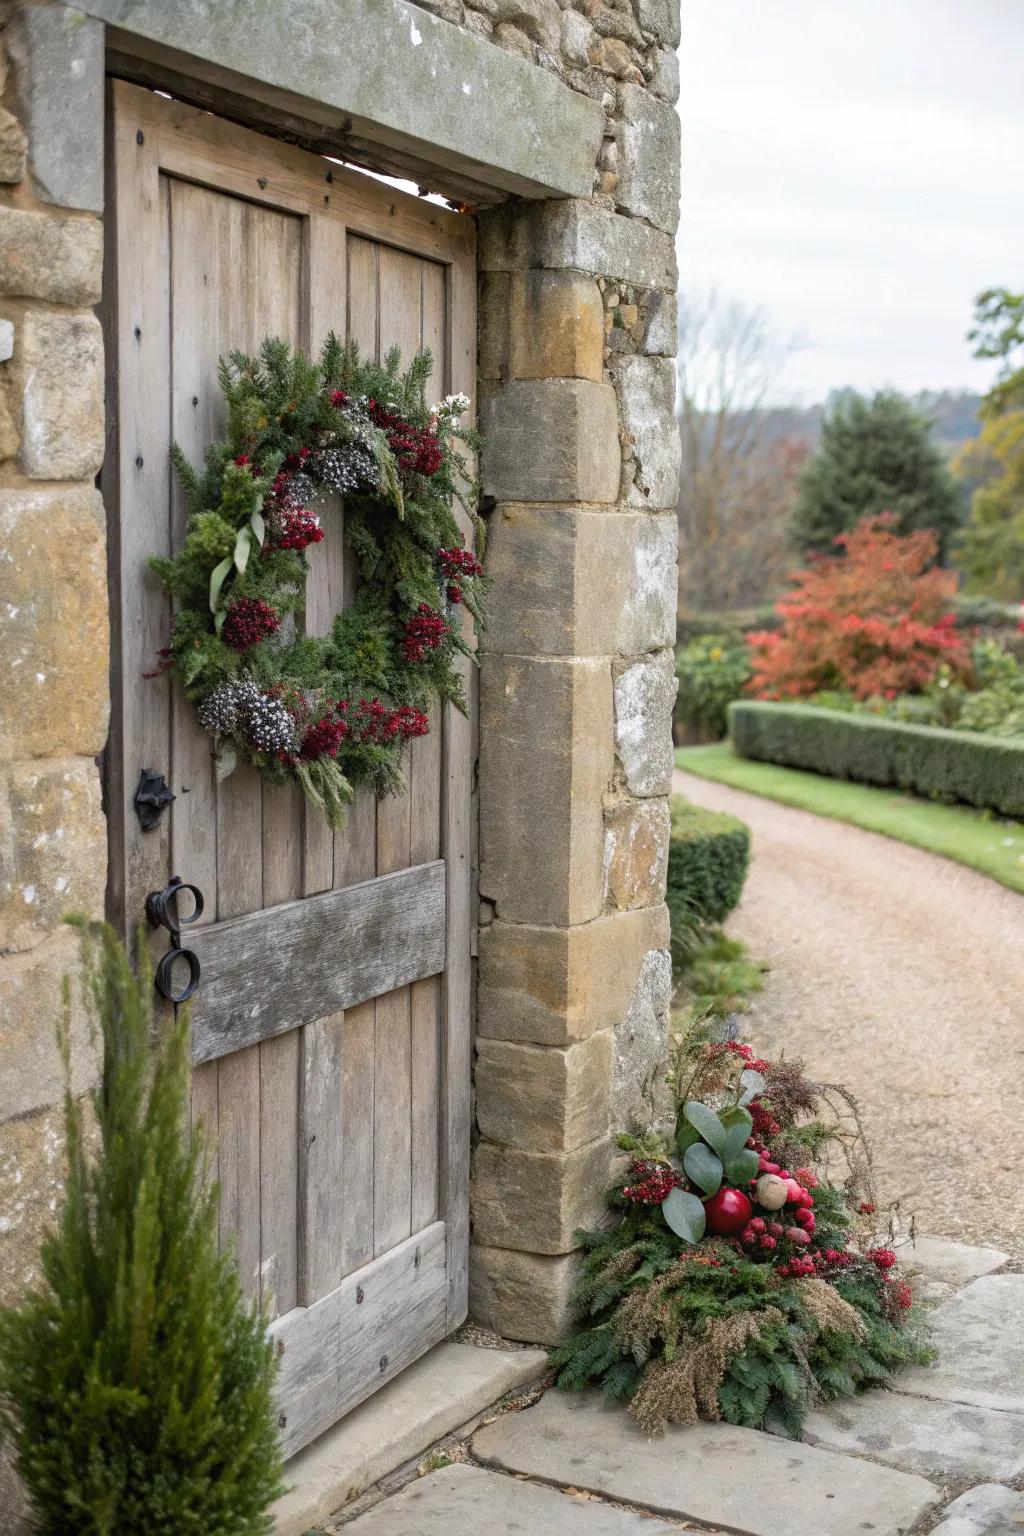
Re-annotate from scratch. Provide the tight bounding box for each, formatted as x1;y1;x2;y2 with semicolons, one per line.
677;290;809;614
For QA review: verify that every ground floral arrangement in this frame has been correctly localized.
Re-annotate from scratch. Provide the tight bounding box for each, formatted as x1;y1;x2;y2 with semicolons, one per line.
553;1029;929;1436
151;337;485;828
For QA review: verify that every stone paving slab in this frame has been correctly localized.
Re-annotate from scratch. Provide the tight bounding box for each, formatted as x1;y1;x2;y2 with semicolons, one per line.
803;1390;1024;1483
274;1342;548;1536
339;1462;705;1533
929;1483;1024;1536
896;1275;1024;1413
904;1238;1009;1290
472;1391;939;1536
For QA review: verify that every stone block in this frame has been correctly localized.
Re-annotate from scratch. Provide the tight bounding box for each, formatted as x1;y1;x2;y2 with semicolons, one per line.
7;4;104;212
648;47;680;103
471;1134;611;1253
10;308;104;480
0;206;103;305
603;796;670;911
614;353;681;508
0;924;98;1121
634;0;681;48
479;199;677;290
615;85;681;234
0;757;105;953
509;271;603;381
477;270;511;380
588;36;635;77
0;107;27;183
480;505;676;658
0;485;109;761
0;1098;96;1308
477;902;670;1047
475;1030;612;1152
470;1245;581;1342
471;0;562;52
613;946;672;1131
472;1392;940;1536
560;9;595;66
642;287;677;356
480;378;620;503
479;655;613;925
614;649;677;796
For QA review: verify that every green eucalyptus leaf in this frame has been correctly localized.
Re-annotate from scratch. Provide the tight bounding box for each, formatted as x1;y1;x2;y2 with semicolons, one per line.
683;1101;727;1154
675;1117;701;1158
215;742;238;782
722;1112;754;1164
683;1142;723;1196
209;555;233;615
250;509;265;548
234;525;252;575
661;1187;707;1245
720;1104;753;1131
738;1069;766;1108
725;1147;760;1186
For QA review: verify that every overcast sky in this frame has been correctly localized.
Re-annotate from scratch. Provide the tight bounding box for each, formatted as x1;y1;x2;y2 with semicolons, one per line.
677;0;1024;405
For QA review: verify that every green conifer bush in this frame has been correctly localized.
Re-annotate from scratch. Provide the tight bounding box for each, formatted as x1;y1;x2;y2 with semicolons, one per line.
0;922;284;1534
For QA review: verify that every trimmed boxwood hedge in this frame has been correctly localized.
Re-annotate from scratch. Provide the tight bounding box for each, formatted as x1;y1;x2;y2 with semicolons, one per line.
728;700;1024;818
668;798;750;967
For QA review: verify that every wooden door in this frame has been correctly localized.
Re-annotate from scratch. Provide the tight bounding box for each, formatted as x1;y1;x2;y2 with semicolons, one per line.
102;81;476;1457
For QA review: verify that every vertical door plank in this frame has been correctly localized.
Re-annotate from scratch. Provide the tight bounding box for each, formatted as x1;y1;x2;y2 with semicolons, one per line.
410;974;440;1230
104;86;173;940
440;246;477;1328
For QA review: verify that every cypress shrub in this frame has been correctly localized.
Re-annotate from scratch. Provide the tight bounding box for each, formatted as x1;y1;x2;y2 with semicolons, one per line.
729;700;1024;818
668;798;751;970
0;922;284;1535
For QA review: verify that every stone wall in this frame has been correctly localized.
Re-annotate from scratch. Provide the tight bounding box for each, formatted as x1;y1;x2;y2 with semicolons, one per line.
457;0;681;1341
0;3;106;1322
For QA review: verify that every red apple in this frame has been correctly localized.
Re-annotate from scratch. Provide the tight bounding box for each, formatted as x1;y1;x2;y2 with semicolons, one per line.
705;1187;754;1236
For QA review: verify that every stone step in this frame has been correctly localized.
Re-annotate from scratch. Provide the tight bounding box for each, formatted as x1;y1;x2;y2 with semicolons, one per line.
803;1390;1024;1483
471;1390;939;1536
273;1342;548;1536
896;1274;1024;1413
929;1483;1024;1535
339;1462;708;1533
903;1237;1009;1289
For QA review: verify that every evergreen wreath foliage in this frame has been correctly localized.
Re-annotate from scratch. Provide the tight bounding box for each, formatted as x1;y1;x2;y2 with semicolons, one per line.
551;1022;930;1436
0;922;284;1533
150;335;486;828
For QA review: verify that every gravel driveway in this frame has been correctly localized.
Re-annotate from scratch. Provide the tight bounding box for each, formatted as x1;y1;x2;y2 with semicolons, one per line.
676;769;1024;1254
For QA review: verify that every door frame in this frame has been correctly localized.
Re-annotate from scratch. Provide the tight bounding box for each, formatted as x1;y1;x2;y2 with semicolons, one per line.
101;81;478;1411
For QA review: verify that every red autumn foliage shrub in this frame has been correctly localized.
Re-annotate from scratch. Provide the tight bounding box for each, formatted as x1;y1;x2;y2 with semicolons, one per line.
747;515;971;701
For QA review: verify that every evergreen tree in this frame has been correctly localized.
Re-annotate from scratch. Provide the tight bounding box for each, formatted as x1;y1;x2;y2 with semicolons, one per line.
0;922;284;1534
955;287;1024;597
791;390;963;559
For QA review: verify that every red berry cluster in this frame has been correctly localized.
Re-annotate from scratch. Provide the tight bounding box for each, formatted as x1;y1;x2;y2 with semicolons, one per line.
622;1158;681;1206
438;546;484;604
353;698;430;744
858;1201;877;1215
223;597;281;652
402;604;447;662
884;1278;914;1318
867;1247;897;1270
750;1101;782;1140
300;704;349;761
368;399;443;478
274;502;324;551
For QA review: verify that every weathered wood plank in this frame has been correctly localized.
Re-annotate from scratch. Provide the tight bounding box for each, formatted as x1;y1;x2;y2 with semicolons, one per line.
338;998;376;1277
410;974;441;1231
189;861;447;1063
271;1221;447;1459
440;241;477;1329
372;984;412;1256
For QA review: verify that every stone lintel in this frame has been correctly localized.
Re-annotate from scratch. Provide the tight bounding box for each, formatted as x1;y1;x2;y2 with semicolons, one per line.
69;0;604;201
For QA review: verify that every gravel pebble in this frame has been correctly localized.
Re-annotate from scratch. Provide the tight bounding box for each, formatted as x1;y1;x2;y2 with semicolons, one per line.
676;770;1024;1255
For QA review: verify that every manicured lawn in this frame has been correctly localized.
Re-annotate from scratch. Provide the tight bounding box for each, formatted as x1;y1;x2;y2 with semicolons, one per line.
677;741;1024;896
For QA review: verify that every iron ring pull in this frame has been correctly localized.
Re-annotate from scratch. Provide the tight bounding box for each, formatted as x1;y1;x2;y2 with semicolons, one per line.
144;875;204;1004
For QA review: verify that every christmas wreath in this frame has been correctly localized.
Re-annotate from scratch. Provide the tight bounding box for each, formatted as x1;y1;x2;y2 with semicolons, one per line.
552;1025;930;1436
150;337;485;828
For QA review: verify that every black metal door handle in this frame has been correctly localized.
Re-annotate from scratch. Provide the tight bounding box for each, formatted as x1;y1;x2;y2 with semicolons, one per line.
145;875;204;1003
